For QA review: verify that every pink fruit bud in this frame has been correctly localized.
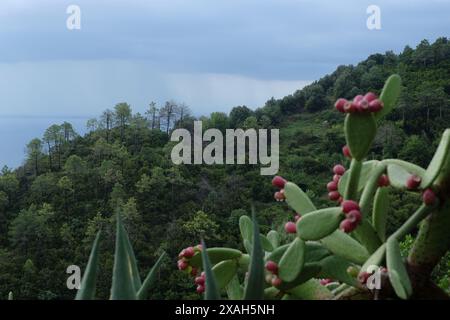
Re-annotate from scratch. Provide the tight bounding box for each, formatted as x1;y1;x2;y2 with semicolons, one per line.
422;188;437;206
327;181;338;192
344;101;358;113
271;276;282;287
195;276;205;286
184;247;195;258
353;95;364;103
178;249;186;259
284;221;297;234
341;200;360;213
335;98;347;113
196;244;203;251
333;174;341;183
342;145;352;158
364;92;377;102
378;174;390;187
294;214;302;222
346;210;362;224
339;219;354;233
358;271;370;284
265;274;274;284
274;191;285;201
358;99;370;112
272;175;287;189
338;196;344;204
265;261;278;274
328;191;341;201
196;285;205;294
406;175;422;190
177;260;188;271
368;99;384;112
320;278;332;286
333;164;346;175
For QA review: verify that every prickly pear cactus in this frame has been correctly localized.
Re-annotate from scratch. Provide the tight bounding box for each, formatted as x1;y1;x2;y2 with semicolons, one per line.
177;75;450;300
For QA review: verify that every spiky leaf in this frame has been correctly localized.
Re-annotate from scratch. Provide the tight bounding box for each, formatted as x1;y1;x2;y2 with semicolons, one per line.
76;231;101;300
243;209;265;300
201;240;221;300
278;238;305;282
136;252;166;300
296;207;343;241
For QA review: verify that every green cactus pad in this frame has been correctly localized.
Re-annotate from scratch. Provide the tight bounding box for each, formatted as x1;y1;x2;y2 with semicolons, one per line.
386;238;412;299
277;263;321;291
278;237;306;282
372;187;390;241
190;248;242;268
320;230;370;265
345;113;377;161
267;230;280;249
284;182;317;215
338;160;378;196
387;164;414;190
375;74;402;122
212;259;238;289
296;207;343;241
239;215;253;241
319;255;359;287
421;129;450;188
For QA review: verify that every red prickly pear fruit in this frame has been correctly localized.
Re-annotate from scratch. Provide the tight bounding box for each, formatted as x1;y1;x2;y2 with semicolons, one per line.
201;271;205;277
341;200;360;213
196;285;205;294
333;174;341;183
196;244;203;251
319;278;332;286
358;271;371;284
333;164;346;175
271;276;282;287
195;276;205;286
422;188;437;206
274;191;285;201
378;174;390;187
327;181;338;192
294;214;301;222
358;99;370;112
265;261;279;274
177;260;188;271
364;92;377;102
190;267;198;277
339;219;354;233
368;99;384;112
184;247;195;258
335;98;347;113
328;191;341;201
406;175;422;190
178;249;186;259
343;101;358;113
272;175;287;189
284;221;297;234
342;145;352;158
338;196;344;204
353;95;364;103
346;210;362;224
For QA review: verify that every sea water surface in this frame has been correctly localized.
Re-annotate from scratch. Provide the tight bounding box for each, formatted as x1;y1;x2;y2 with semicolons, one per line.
0;116;89;170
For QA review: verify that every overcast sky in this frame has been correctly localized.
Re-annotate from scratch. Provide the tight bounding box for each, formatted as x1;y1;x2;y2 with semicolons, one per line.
0;0;449;167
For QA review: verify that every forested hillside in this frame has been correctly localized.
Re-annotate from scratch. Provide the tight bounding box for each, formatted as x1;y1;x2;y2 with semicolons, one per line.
1;38;449;299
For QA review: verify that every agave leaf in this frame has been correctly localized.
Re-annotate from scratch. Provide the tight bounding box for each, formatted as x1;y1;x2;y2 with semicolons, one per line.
136;252;166;300
266;230;280;249
296;207;343;241
119;218;142;291
201;240;221;300
344;113;377;161
76;231;101;300
372;187;390;241
239;215;253;242
320;230;370;265
212;260;238;289
111;213;137;300
386;238;412;299
375;74;402;122
189;248;242;268
284;182;316;215
278;238;305;282
243;208;265;300
319;255;358;287
226;275;243;300
421;129;450;188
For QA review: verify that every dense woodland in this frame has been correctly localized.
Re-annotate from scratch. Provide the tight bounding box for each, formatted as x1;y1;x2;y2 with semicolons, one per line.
0;38;450;299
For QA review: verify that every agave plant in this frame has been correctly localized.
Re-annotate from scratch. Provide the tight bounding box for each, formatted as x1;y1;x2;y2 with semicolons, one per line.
76;211;166;300
177;75;450;300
